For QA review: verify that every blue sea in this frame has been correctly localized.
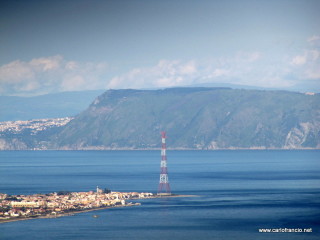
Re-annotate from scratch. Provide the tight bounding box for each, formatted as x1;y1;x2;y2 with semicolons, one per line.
0;150;319;240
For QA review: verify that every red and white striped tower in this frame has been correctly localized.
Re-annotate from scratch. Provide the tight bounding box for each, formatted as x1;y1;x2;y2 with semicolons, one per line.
158;131;171;194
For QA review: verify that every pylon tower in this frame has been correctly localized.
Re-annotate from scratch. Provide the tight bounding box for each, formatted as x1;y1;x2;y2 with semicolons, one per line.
158;131;171;194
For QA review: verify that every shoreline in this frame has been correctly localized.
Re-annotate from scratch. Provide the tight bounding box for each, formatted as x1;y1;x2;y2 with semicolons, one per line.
0;203;136;224
0;194;196;224
0;148;320;152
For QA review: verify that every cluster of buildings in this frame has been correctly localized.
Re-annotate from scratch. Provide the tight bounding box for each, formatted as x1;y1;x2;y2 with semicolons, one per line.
0;117;73;136
0;190;154;220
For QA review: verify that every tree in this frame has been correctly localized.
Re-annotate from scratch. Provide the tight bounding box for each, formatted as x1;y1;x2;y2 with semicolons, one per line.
103;188;111;194
57;191;71;196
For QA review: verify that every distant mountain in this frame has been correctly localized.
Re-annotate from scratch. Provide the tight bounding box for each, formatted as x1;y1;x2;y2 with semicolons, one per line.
0;90;105;121
51;87;319;150
1;87;319;150
184;80;320;93
185;81;279;91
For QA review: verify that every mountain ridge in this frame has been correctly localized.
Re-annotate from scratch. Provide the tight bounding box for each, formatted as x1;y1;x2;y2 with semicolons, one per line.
52;87;320;150
1;87;319;150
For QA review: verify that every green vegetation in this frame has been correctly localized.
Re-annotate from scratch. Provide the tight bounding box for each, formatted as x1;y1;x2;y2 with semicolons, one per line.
57;191;71;196
1;87;319;150
103;188;111;194
53;88;320;149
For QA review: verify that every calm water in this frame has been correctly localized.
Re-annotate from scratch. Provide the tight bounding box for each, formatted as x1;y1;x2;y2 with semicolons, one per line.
0;150;319;240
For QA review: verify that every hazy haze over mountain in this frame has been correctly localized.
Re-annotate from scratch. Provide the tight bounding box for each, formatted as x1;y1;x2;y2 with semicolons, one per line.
0;0;319;96
0;90;104;121
1;88;319;150
1;1;319;150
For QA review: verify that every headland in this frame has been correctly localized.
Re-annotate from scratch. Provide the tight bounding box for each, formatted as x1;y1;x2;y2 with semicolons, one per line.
0;191;193;224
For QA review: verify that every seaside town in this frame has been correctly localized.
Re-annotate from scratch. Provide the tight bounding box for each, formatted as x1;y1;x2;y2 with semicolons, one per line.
0;117;73;136
0;188;154;223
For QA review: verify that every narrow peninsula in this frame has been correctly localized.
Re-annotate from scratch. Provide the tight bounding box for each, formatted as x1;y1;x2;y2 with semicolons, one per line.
0;190;158;223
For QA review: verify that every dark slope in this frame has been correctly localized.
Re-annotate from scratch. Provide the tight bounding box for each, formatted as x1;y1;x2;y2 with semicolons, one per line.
52;88;320;149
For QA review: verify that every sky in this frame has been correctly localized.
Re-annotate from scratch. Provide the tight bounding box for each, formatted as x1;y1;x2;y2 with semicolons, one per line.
0;0;320;96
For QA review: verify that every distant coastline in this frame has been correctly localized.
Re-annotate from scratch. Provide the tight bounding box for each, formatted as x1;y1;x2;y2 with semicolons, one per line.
1;88;319;151
2;148;319;151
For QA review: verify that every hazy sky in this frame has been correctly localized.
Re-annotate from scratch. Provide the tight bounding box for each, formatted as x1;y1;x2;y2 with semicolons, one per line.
1;0;319;96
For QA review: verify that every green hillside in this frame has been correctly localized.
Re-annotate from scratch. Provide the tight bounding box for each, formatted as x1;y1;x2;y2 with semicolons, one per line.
51;88;320;150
